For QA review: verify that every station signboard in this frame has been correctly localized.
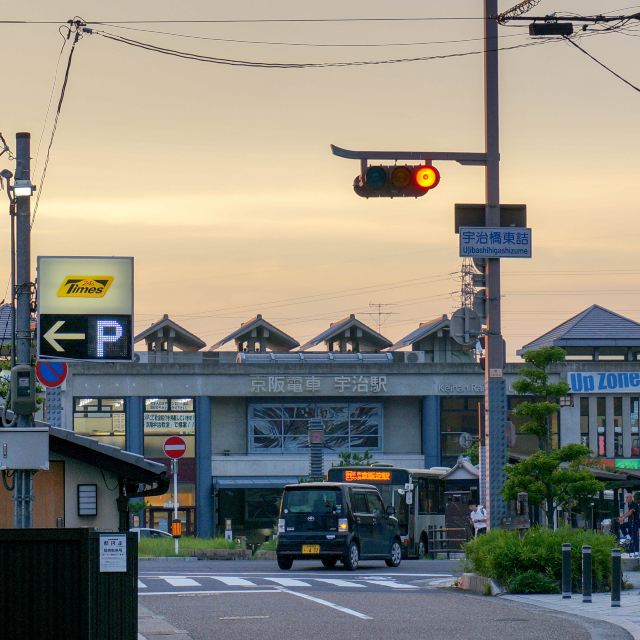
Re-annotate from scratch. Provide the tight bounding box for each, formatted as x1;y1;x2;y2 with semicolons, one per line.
37;256;133;361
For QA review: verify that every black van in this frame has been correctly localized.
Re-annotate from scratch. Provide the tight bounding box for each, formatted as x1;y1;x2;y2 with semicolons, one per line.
276;482;402;571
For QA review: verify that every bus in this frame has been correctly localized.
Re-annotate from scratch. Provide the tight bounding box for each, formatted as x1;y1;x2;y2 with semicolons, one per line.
327;465;449;558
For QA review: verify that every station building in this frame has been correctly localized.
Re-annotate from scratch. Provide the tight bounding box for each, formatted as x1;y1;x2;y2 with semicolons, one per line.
45;305;640;541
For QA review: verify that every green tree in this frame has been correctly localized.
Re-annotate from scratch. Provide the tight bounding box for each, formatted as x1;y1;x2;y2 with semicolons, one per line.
335;450;377;467
512;346;570;452
503;444;603;529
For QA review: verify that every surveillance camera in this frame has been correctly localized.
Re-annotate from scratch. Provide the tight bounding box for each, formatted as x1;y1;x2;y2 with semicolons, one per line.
0;169;13;179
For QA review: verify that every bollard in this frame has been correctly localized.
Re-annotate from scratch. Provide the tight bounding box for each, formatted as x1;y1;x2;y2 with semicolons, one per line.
562;543;572;599
582;545;592;603
611;548;621;608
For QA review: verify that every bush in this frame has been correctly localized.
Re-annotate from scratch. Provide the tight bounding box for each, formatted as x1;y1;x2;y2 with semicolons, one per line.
464;526;617;593
508;571;560;594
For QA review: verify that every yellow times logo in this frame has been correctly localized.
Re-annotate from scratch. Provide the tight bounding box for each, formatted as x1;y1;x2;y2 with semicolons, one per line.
57;276;114;298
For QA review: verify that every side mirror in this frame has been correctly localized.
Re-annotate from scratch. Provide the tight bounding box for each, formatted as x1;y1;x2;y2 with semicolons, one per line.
386;505;396;516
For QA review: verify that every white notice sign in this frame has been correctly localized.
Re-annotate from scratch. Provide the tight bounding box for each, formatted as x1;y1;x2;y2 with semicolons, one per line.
99;534;127;572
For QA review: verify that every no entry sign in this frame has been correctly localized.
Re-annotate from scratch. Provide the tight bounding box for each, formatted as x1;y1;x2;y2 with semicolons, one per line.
163;436;187;459
35;361;68;388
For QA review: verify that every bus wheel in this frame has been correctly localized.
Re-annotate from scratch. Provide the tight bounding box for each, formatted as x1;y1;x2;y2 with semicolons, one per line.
418;536;427;558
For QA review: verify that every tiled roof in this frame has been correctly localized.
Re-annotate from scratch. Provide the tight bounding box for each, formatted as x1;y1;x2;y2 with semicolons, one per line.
298;314;392;351
518;304;640;355
387;314;450;351
135;314;206;351
210;314;299;351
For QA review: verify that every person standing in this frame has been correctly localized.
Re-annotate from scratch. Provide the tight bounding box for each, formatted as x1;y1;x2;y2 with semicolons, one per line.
468;501;487;537
619;493;639;557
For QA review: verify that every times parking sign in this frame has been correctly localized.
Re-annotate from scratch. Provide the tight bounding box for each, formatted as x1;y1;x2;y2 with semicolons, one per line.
37;257;133;362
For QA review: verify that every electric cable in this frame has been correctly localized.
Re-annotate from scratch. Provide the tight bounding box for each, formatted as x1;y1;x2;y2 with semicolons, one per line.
31;23;83;228
563;34;640;93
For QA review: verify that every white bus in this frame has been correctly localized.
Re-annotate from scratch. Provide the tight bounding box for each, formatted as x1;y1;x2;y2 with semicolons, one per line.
327;465;449;558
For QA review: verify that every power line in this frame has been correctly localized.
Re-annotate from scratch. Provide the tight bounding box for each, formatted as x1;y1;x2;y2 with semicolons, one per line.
563;34;640;93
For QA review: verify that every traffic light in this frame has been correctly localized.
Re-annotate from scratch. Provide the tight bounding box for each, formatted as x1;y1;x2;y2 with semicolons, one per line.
353;164;440;198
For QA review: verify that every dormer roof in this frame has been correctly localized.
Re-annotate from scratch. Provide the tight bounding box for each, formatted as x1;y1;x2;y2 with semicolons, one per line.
299;314;392;352
135;314;206;352
387;315;450;351
209;314;299;352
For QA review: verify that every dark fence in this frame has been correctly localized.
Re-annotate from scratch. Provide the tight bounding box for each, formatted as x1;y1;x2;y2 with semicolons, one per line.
0;528;138;640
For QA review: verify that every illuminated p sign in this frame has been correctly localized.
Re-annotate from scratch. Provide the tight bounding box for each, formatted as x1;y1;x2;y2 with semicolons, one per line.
96;319;124;357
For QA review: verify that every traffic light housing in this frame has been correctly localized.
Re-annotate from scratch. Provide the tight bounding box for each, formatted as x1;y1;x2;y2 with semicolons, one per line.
354;164;440;198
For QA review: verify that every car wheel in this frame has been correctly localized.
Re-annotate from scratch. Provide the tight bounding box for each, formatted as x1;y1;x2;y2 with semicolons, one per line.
418;537;427;559
344;542;359;571
277;555;293;570
385;540;402;567
321;558;337;568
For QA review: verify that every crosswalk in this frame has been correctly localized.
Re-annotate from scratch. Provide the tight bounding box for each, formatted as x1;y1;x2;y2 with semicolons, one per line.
138;573;450;593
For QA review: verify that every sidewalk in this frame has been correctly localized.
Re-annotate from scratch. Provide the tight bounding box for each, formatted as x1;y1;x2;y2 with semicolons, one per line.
502;571;640;640
138;605;194;640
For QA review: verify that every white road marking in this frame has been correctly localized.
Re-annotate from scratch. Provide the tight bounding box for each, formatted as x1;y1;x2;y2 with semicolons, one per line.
314;579;366;588
163;577;201;587
220;616;270;620
361;579;418;590
278;588;372;620
139;589;281;597
209;576;257;587
138;580;147;589
264;578;311;588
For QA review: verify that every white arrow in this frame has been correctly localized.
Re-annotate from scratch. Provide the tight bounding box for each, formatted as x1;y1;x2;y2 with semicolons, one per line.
43;320;86;352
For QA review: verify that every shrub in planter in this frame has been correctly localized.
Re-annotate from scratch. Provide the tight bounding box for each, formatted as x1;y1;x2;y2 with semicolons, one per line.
464;526;617;592
508;571;560;594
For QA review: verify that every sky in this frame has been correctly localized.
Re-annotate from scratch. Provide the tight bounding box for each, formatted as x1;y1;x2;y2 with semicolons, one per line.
1;1;639;359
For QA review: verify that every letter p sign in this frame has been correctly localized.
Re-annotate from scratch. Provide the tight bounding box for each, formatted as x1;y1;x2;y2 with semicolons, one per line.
96;319;124;357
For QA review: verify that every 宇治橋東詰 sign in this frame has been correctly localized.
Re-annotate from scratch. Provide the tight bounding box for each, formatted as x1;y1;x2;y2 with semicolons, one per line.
568;371;640;394
37;256;133;361
459;227;532;258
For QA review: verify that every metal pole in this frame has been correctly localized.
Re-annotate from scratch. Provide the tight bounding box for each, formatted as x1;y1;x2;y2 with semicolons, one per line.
562;543;572;599
611;548;621;607
173;459;179;555
483;0;507;529
582;545;592;603
13;132;34;529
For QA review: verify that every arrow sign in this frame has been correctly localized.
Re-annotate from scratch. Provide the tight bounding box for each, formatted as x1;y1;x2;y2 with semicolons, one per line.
163;436;187;460
43;320;86;352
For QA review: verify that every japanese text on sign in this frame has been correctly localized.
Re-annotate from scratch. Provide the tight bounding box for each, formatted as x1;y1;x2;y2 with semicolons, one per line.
459;226;532;258
99;534;127;572
249;375;387;394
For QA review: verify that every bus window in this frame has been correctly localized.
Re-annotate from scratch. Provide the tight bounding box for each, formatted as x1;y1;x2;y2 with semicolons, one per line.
418;478;444;514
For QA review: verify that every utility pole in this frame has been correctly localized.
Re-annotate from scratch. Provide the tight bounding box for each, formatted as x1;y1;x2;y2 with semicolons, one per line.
13;132;35;528
483;0;508;529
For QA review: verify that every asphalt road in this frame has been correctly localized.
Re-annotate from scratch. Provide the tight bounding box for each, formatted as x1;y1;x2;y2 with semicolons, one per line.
139;559;631;640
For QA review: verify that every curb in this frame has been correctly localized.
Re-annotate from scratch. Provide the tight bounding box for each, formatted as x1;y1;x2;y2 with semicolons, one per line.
457;572;505;596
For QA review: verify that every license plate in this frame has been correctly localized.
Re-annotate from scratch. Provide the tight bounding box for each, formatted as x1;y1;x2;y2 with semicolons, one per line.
302;544;320;554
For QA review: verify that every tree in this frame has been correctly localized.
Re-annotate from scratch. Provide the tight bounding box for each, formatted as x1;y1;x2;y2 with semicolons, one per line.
503;444;604;529
335;450;377;467
512;346;570;453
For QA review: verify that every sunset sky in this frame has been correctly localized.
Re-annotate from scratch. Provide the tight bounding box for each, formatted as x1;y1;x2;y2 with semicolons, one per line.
1;1;639;358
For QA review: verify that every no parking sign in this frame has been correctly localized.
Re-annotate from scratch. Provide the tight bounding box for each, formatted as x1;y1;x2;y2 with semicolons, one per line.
35;361;68;388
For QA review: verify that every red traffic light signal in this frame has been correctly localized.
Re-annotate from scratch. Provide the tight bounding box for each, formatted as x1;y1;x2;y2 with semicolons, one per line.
353;164;440;198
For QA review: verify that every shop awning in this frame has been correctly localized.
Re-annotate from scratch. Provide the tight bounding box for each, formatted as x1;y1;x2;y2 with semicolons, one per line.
215;476;300;489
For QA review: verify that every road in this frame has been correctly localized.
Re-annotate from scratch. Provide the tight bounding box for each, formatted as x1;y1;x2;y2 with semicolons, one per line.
139;559;631;640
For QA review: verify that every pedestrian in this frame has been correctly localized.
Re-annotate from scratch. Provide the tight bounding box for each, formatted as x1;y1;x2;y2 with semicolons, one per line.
468;501;487;537
618;492;639;557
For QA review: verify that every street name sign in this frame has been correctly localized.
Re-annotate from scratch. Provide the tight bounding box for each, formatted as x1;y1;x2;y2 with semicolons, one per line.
163;436;187;459
459;227;532;258
37;256;133;361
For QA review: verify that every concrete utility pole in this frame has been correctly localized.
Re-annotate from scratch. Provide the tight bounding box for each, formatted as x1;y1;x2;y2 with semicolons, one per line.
13;132;35;528
483;0;508;529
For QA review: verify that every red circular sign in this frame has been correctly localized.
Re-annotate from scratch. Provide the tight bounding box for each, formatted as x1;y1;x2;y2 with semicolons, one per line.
163;436;187;459
35;361;68;388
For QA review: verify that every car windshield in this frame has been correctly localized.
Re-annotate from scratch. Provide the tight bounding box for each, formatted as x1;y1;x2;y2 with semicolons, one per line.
283;489;342;514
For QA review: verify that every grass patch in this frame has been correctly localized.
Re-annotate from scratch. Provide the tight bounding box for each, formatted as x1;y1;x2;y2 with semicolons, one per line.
138;536;243;557
257;539;277;551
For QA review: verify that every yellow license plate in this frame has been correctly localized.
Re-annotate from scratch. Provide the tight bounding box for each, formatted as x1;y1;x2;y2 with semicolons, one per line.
302;544;320;554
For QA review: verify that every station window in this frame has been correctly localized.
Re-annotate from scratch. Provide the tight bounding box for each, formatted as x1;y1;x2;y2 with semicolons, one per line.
580;397;590;448
632;398;640;457
248;402;382;453
143;397;195;458
597;397;606;456
614;397;623;457
73;397;125;448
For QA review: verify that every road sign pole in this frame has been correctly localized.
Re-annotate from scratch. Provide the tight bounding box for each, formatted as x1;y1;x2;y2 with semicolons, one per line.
483;0;508;530
14;132;35;529
173;459;179;556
